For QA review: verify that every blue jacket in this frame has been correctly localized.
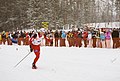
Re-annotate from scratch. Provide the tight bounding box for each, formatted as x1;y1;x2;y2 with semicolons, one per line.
61;31;66;39
100;34;105;40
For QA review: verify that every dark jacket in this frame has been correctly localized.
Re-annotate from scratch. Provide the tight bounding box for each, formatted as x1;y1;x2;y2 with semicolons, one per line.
54;31;59;38
112;30;119;38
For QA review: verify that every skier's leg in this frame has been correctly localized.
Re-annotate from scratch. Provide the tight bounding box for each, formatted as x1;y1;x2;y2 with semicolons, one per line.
33;52;40;64
32;51;40;69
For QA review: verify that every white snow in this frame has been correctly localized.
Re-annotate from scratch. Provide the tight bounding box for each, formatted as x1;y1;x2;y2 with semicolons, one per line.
0;45;120;81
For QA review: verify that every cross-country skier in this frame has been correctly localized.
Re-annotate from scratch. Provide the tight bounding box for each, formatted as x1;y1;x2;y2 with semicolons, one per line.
30;33;41;69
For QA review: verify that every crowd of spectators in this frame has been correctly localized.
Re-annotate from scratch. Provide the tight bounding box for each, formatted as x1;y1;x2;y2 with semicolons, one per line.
0;27;120;49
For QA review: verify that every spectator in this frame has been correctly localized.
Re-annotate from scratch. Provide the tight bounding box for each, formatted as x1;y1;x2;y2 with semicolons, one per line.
100;32;105;48
54;30;59;47
105;30;111;48
112;28;119;48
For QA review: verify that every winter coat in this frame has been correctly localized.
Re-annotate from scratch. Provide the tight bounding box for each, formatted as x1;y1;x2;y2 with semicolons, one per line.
112;30;119;38
61;31;66;39
100;33;105;41
2;33;6;39
77;32;82;38
0;34;2;40
54;32;59;38
11;38;18;43
67;32;73;38
92;31;96;38
88;32;92;40
82;31;88;40
73;32;79;38
105;32;111;40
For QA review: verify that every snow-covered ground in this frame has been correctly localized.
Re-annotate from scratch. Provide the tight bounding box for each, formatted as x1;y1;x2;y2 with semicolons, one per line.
0;45;120;81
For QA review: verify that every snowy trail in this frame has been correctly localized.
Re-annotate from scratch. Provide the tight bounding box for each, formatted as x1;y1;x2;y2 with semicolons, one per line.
0;45;120;81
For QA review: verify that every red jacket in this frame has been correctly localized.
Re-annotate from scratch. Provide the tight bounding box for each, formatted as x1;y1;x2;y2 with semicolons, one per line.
82;31;88;40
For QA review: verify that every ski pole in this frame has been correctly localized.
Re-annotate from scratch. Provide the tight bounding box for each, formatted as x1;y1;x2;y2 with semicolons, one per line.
111;52;120;63
111;56;120;63
111;58;117;63
14;51;31;68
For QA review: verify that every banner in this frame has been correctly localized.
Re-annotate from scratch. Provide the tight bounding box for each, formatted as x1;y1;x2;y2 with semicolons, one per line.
42;22;49;29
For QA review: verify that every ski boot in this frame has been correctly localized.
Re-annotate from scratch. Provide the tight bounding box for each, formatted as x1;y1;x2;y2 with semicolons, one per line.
32;63;37;69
